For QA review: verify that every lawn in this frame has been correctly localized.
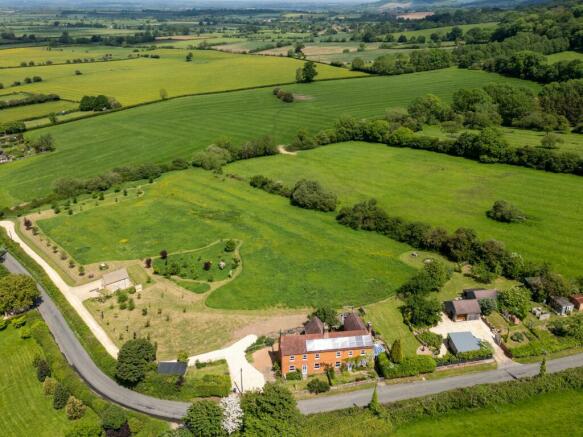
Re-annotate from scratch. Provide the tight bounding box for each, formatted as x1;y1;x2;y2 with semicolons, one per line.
0;48;363;106
0;68;538;206
38;168;415;309
0;322;99;436
302;389;583;437
227;141;583;277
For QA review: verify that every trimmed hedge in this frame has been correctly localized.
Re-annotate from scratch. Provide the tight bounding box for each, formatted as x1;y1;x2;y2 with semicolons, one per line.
436;346;493;366
376;353;436;379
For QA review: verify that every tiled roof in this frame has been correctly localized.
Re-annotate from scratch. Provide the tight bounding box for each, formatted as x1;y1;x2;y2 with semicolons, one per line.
102;268;130;285
450;299;481;315
280;329;371;356
343;312;367;331
304;316;325;335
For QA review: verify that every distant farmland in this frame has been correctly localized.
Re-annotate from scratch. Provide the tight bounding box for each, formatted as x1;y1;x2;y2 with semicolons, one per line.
0;48;364;106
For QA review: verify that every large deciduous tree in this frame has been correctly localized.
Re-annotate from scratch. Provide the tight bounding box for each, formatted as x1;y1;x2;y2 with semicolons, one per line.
0;274;39;315
241;383;301;436
183;400;225;436
115;338;156;386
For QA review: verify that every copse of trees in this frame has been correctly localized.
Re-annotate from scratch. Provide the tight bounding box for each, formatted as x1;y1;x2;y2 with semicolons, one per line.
354;49;452;75
192;136;277;171
486;200;527;223
290;179;337;212
79;95;121;112
399;259;452;297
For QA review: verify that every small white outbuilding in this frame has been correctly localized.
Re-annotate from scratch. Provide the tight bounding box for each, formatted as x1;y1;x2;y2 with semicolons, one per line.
101;268;132;293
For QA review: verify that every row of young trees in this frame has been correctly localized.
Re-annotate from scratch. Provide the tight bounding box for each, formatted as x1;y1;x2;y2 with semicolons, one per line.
0;93;60;111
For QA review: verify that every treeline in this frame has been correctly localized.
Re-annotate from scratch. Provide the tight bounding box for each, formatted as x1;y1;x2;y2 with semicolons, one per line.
289;114;583;176
52;160;186;199
52;30;157;46
0;93;60;111
353;49;452;75
336;198;575;301
192;136;277;170
484;50;583;83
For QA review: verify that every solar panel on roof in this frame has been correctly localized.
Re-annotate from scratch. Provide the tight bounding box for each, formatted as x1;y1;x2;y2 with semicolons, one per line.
306;335;373;352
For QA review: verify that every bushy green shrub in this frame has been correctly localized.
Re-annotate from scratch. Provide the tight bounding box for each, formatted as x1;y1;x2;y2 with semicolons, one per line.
286;369;303;381
183;400;224;436
0;319;7;330
307;378;330;394
43;377;57;395
487;200;527;223
435;345;493;366
377;354;436;379
11;315;27;328
290;179;337;212
66;396;87;420
224;239;236;252
53;382;70;409
417;331;443;351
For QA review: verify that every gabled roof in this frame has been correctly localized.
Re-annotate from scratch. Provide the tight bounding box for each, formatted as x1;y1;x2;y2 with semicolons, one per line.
280;329;371;356
464;288;498;300
102;268;130;285
448;332;481;353
449;299;481;315
551;295;573;308
343;312;367;331
570;295;583;305
157;361;187;376
304;316;325;335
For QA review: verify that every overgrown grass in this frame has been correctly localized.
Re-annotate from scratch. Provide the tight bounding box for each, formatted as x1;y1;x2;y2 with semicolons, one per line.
38;169;415;309
0;68;537;205
228;141;583;277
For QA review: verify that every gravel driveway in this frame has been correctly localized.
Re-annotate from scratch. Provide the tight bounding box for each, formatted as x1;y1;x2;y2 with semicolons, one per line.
430;313;515;367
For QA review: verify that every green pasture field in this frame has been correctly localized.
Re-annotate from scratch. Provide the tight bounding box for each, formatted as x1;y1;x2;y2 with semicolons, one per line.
303;389;583;437
392;22;498;39
0;100;77;124
37;169;415;309
0;68;537;205
0;48;363;106
546;50;583;62
0;92;30;101
227;141;583;277
421;125;583;157
0;323;99;436
0;45;139;68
